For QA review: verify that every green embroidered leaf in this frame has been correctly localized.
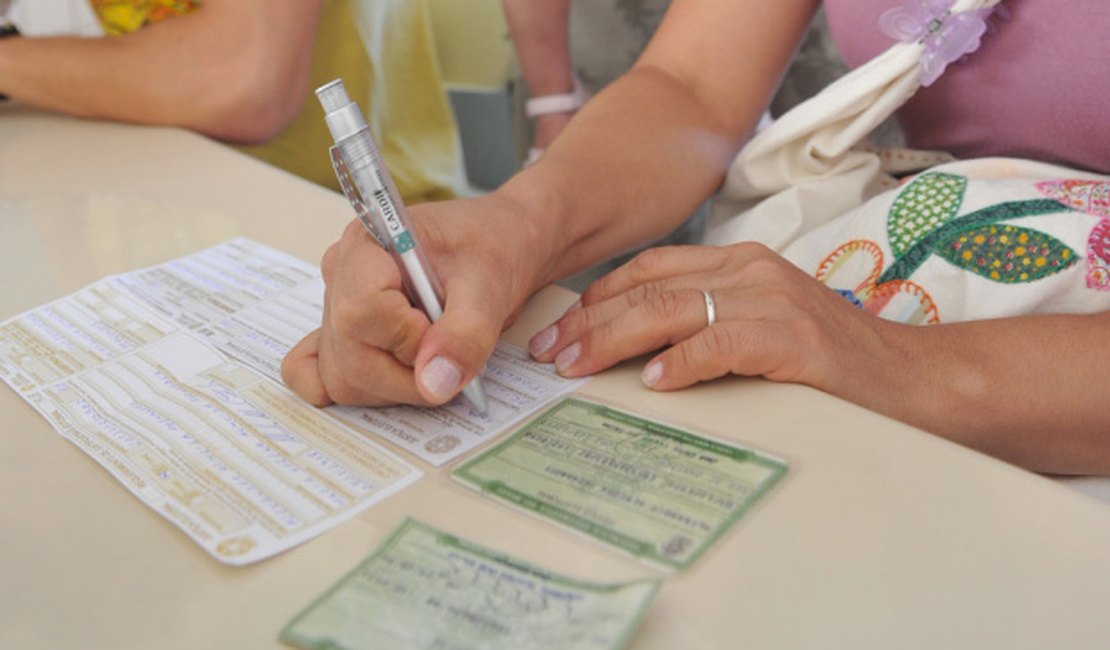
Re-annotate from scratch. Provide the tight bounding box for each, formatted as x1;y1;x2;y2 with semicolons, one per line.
935;224;1078;283
887;172;968;256
878;198;1071;285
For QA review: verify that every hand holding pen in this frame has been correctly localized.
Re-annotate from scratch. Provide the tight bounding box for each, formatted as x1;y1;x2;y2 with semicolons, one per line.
282;79;496;413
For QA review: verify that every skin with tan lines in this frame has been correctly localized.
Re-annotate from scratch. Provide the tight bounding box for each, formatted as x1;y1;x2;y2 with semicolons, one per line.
0;0;322;143
281;0;1110;476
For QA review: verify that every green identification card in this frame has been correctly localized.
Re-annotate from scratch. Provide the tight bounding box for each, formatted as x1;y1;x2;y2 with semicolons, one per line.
454;397;787;570
280;518;660;650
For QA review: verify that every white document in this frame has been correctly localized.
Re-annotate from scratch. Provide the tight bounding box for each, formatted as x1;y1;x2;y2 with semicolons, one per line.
0;239;585;562
110;238;587;465
327;342;589;465
0;280;420;565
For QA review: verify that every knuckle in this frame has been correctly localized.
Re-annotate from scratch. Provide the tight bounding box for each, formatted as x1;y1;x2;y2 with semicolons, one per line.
627;247;669;276
701;323;739;357
387;310;426;364
625;280;663;308
669;337;703;374
581;266;630;305
329;297;363;338
688;243;727;267
738;241;774;256
579;280;608;307
670;325;742;382
283;367;326;408
743;255;789;282
643;289;687;321
559;298;606;337
390;303;424;341
577;317;613;357
322;375;359;405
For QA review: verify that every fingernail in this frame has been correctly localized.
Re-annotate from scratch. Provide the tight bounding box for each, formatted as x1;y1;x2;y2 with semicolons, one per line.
641;361;663;387
554;342;581;374
420;356;462;402
528;325;558;357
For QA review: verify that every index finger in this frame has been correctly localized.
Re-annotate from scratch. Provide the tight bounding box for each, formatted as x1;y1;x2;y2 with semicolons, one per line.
582;245;732;306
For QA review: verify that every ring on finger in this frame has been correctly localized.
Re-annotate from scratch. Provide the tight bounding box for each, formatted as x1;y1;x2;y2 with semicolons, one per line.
702;289;716;328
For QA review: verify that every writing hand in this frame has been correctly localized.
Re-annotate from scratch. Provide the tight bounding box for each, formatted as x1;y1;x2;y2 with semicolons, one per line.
283;196;544;407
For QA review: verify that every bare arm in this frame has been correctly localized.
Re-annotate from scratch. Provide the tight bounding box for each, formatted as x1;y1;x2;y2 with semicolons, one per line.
529;243;1110;475
0;0;323;143
861;312;1110;474
282;0;822;410
496;0;819;289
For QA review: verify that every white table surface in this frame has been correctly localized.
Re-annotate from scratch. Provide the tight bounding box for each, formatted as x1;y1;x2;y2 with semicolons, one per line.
2;104;1109;649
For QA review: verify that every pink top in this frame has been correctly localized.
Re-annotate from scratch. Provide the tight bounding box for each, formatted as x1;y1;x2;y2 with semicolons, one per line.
823;0;1110;174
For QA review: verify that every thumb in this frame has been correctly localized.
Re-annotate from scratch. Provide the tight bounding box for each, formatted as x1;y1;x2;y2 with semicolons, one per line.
412;278;509;407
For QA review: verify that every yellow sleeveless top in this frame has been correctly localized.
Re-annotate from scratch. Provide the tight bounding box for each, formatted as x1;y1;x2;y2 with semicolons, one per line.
90;0;463;204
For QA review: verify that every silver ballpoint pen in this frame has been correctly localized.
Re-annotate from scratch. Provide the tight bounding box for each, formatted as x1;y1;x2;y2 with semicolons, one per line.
317;78;488;414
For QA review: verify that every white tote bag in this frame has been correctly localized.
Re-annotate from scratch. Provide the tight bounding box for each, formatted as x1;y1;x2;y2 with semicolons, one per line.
703;0;1110;325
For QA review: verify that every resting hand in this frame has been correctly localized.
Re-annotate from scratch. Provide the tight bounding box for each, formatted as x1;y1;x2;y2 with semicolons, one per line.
527;243;909;397
282;195;546;407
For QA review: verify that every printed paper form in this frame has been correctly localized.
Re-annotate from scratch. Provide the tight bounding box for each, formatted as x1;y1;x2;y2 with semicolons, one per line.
110;238;587;465
281;518;660;650
0;239;584;561
0;286;419;564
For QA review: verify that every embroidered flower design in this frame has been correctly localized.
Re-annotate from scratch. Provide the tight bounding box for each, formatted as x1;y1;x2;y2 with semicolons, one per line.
818;240;940;324
818;172;1079;323
1036;180;1110;290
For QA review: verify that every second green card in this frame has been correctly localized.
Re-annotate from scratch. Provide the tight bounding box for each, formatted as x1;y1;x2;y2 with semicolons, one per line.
454;397;787;570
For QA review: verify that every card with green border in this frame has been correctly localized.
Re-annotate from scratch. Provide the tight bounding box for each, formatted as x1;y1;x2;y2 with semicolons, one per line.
280;518;660;650
453;397;787;570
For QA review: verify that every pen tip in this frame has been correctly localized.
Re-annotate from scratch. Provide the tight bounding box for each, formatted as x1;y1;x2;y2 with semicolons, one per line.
463;379;488;415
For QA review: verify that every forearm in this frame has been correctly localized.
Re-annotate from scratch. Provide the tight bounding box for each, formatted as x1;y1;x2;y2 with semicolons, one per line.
0;1;321;142
502;0;573;97
494;0;819;289
844;312;1110;474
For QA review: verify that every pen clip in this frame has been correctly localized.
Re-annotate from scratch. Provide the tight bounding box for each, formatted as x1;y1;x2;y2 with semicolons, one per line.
329;145;385;247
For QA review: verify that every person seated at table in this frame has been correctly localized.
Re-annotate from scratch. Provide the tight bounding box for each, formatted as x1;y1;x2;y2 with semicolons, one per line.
0;0;463;203
281;0;1110;476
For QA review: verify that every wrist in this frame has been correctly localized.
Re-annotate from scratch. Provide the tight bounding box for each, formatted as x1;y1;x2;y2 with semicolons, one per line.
820;317;926;421
489;176;573;297
829;319;989;447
